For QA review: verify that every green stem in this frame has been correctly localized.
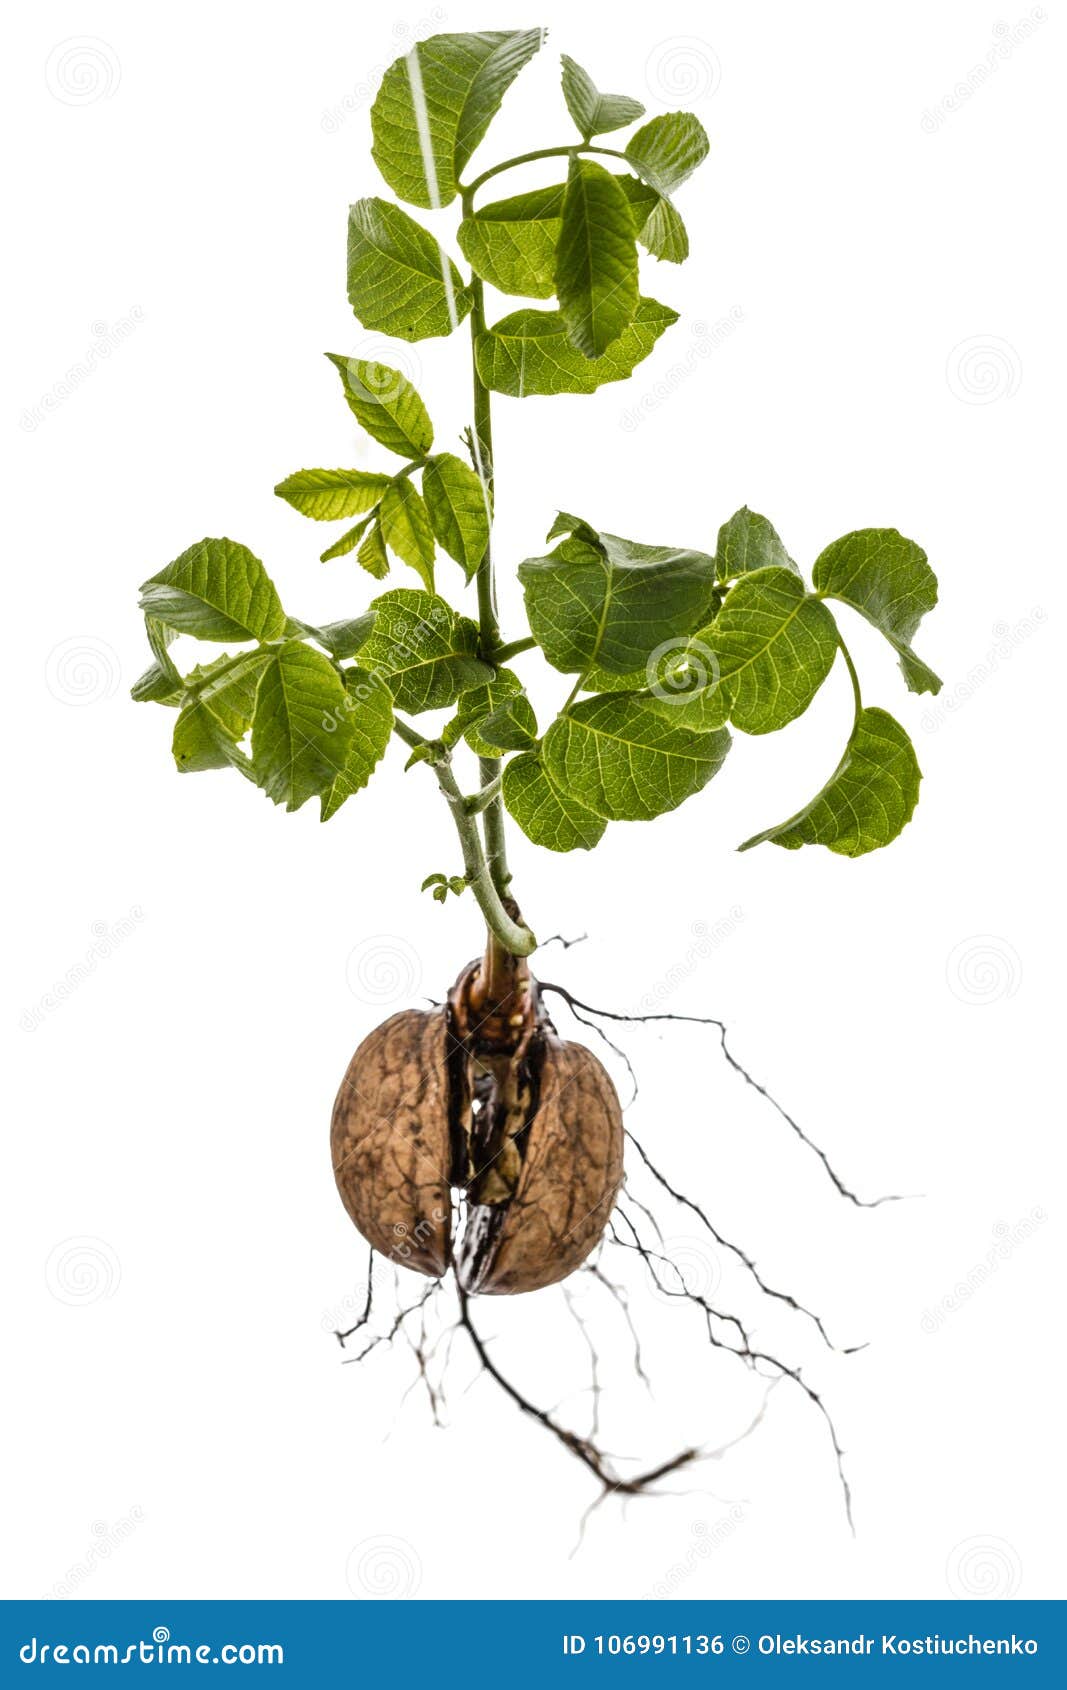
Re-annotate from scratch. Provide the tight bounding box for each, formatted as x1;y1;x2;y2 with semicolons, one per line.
462;142;629;200
391;719;535;957
491;634;537;664
836;635;863;720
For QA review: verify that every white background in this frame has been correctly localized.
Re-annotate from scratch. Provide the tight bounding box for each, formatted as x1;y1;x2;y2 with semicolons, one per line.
4;0;1064;1603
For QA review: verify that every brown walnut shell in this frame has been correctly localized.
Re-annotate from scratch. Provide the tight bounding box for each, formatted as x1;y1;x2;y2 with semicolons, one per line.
330;1007;460;1279
458;1030;624;1296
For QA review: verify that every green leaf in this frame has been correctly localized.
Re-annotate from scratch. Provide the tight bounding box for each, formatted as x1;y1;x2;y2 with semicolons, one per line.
371;30;544;209
638;196;689;263
478;692;538;751
360;588;491;713
320;515;376;563
543;693;731;821
579;650;730;731
457;183;565;299
476;297;679;397
560;55;645;140
139;538;286;643
740;707;922;857
503;751;607;852
347;198;472;342
274;468;391;522
379;478;436;590
702;567;839;735
250;641;354;812
320;668;394;821
811;529;942;695
625;112;710;196
556;157;640;358
131;616;183;705
326;354;434;459
286;613;376;660
358;523;390;580
171;650;271;774
518;518;716;675
422;453;490;581
449;670;522;755
715;506;798;582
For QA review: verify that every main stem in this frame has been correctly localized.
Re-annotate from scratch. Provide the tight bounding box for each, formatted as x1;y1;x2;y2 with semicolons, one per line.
467;264;535;989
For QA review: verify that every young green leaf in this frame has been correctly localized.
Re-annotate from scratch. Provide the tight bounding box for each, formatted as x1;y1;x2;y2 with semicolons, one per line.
250;640;354;811
274;468;391;522
477;692;538;751
715;506;798;582
172;650;271;774
637;197;689;263
421;453;490;581
625;112;710;196
319;514;376;563
560;55;645;140
556;157;640;359
131;616;183;705
326;355;434;459
379;478;436;590
519;520;716;675
740;707;921;857
320;668;394;822
371;30;544;209
476;297;679;397
503;751;607;852
360;588;491;713
544;693;731;821
286;613;376;660
139;539;286;643
347;198;472;342
450;670;523;755
703;566;839;734
457;184;565;299
811;529;942;695
358;523;390;580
